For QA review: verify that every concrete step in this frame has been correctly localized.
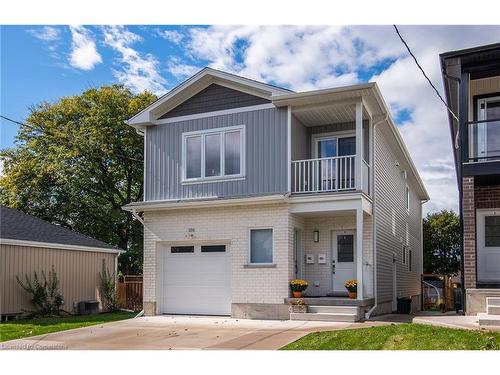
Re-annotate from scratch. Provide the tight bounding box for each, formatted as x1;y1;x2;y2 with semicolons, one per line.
487;306;500;315
290;312;360;322
486;297;500;306
307;305;359;315
478;313;500;327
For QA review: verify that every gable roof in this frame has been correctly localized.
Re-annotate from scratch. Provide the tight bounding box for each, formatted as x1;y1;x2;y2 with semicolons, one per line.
0;206;122;253
126;67;292;128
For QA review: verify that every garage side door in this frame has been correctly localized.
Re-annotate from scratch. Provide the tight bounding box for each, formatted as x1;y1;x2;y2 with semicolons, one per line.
159;244;231;315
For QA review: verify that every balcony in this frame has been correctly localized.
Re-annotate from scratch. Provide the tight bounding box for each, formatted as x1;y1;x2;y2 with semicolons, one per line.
467;118;500;163
291;155;370;195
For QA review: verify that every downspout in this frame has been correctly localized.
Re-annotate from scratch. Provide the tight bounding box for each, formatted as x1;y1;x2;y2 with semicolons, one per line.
130;209;144;225
365;114;388;320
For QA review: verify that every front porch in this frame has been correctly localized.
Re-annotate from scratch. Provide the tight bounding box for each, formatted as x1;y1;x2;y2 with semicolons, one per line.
290;196;374;305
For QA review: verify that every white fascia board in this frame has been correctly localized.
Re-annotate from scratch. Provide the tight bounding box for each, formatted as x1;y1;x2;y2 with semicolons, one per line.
0;238;124;254
122;194;288;212
272;83;375;106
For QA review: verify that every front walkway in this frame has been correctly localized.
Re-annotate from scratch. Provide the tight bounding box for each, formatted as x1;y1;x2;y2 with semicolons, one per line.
1;315;403;350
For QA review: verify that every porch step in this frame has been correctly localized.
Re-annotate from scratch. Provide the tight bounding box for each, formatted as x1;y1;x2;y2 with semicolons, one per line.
307;305;359;314
290;305;363;322
487;297;500;315
478;313;500;327
290;312;360;322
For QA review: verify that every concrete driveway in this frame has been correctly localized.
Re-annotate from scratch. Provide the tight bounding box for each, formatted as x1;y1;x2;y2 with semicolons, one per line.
0;315;399;350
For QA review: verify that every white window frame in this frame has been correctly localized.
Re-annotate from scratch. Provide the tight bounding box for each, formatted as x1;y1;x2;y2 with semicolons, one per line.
182;125;246;184
405;185;410;213
248;227;274;265
402;244;408;266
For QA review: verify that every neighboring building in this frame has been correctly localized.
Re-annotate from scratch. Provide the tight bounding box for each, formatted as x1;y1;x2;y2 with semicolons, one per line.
0;206;123;319
441;43;500;317
124;68;429;321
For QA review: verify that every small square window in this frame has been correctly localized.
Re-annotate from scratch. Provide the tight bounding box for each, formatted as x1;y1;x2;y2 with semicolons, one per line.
250;229;273;264
171;246;194;253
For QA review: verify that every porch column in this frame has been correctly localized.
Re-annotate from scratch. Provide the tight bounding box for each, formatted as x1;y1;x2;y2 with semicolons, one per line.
355;101;363;191
356;207;364;300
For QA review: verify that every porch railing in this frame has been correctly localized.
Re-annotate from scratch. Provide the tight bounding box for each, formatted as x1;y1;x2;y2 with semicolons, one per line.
467;118;500;162
291;155;356;194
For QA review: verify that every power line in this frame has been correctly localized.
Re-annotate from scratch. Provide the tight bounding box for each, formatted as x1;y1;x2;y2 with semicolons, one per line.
1;114;34;128
393;25;459;123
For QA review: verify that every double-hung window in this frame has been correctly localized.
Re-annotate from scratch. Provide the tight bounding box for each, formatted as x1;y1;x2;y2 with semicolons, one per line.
183;125;245;182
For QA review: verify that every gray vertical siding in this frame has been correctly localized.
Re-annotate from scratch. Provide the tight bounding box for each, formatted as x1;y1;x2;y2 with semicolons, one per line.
374;125;422;304
145;107;288;201
291;116;309;160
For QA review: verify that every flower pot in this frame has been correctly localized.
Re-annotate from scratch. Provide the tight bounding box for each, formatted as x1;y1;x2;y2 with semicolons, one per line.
292;291;302;298
348;291;357;299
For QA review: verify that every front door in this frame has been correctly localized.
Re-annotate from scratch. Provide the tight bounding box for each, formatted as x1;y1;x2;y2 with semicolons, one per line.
331;230;356;294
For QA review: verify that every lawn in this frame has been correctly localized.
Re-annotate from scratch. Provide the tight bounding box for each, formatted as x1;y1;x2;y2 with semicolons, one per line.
0;311;135;342
281;323;500;350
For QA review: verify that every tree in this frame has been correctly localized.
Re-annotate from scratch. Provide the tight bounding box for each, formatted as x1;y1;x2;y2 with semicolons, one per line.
0;85;156;274
423;210;461;276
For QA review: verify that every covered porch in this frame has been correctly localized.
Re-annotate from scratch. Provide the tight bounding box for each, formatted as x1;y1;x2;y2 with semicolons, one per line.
289;195;374;302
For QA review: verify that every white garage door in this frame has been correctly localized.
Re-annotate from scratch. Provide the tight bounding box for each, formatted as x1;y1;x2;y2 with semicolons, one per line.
159;244;231;315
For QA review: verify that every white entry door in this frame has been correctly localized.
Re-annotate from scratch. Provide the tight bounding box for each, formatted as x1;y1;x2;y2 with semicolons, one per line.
477;210;500;283
331;231;356;294
159;244;231;315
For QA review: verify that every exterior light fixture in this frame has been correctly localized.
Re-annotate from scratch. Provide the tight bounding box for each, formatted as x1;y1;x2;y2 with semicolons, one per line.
313;230;319;242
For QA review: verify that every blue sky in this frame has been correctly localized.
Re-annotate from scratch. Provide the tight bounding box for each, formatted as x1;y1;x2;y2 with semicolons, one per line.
2;25;500;212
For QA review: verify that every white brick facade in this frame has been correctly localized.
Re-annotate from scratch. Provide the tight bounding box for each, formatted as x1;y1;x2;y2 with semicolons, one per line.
143;202;375;316
143;203;292;313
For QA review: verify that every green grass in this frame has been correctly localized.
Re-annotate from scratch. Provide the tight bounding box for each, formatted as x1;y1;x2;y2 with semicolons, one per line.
281;323;500;350
0;311;135;342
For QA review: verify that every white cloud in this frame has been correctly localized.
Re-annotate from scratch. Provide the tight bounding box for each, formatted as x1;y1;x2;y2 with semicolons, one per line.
102;26;167;95
159;29;184;44
68;26;102;71
166;57;200;78
178;25;500;213
28;26;61;41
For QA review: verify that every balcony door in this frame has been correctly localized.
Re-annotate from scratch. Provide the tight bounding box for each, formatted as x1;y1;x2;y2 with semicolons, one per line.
315;136;355;191
476;96;500;160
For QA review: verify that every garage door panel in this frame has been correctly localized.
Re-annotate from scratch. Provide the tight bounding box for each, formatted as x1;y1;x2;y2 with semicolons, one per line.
160;246;231;315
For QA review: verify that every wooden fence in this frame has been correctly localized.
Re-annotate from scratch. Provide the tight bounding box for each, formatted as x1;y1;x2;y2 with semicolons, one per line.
117;275;143;311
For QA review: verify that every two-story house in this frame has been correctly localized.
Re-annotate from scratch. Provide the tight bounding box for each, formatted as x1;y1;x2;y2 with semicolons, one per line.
441;43;500;321
124;68;429;321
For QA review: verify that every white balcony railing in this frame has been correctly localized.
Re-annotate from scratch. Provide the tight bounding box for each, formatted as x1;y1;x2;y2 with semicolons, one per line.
291;155;356;194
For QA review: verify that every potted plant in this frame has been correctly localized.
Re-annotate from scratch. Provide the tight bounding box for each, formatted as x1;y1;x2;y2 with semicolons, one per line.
290;279;308;298
344;279;358;299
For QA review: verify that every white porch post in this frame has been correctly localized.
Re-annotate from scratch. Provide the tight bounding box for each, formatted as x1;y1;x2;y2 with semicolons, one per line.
355;101;363;191
356;206;364;300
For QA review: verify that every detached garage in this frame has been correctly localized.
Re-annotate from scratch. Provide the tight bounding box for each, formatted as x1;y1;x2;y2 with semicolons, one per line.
157;244;231;316
0;206;123;319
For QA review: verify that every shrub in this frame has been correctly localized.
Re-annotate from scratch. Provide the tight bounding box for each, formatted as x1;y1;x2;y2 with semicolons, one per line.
99;259;118;311
16;265;64;317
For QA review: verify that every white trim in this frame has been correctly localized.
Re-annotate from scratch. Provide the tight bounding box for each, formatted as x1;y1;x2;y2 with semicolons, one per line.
476;208;500;283
406;185;410;213
154;103;275;125
181;124;246;183
356;207;364;300
248;227;275;266
0;238;123;254
122;194;287;212
287;105;292;193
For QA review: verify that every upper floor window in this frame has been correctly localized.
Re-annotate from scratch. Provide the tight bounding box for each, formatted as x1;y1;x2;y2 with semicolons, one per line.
182;125;245;182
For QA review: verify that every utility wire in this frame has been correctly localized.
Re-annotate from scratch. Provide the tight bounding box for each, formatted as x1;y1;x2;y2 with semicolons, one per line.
393;25;460;123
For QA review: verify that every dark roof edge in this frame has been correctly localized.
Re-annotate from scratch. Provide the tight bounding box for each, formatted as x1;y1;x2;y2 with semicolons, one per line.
439;42;500;60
